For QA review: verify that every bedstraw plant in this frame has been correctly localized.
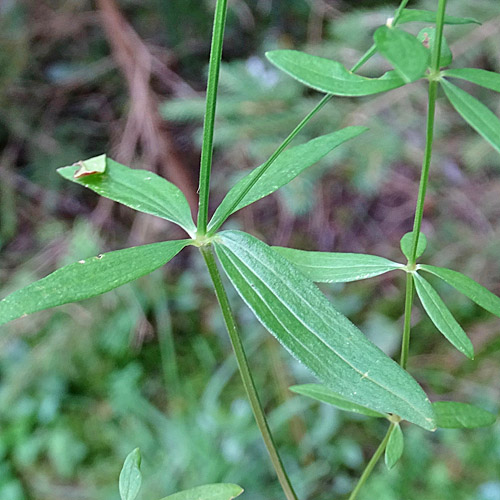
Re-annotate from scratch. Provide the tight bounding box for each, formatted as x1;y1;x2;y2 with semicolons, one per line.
1;0;500;498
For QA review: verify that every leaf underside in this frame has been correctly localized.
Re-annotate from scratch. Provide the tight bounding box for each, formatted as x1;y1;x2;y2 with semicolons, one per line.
414;272;474;359
433;401;497;429
266;50;406;96
385;424;404;469
119;448;142;500
290;384;386;418
208;127;367;232
441;79;500;155
159;484;244;500
58;155;196;235
0;240;189;326
214;231;435;430
420;264;500;318
442;68;500;93
274;248;402;283
374;26;430;83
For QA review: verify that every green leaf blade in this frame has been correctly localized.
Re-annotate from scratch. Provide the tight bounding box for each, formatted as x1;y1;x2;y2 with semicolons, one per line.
374;26;430;83
413;273;474;359
290;384;386;418
420;264;500;318
385;424;404;470
417;27;453;67
58;155;196;236
433;401;497;429
208;127;367;232
398;9;480;26
0;239;189;326
400;231;427;260
119;448;142;500
265;50;405;96
214;231;435;430
274;248;403;283
159;484;244;500
442;79;500;155
442;68;500;93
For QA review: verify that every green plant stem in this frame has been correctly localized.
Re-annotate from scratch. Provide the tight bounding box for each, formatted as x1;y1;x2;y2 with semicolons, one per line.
409;0;448;265
201;246;299;500
196;0;228;236
400;272;414;369
348;424;395;500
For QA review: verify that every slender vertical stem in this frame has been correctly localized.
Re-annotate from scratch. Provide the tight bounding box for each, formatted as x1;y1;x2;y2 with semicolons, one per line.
197;0;228;236
201;246;299;500
348;424;395;500
409;0;448;265
399;272;414;369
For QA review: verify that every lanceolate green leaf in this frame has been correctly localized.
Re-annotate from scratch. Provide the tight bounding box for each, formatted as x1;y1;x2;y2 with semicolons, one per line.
273;248;403;283
385;424;404;469
442;68;500;93
0;239;189;326
290;384;386;418
441;79;500;155
433;401;497;429
265;50;405;96
374;26;429;83
159;484;244;500
397;9;480;26
420;264;500;318
119;449;142;500
214;231;435;430
413;272;474;359
208;127;367;233
58;155;196;236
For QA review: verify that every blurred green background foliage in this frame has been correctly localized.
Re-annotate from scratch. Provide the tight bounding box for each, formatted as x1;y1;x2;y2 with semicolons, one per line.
0;0;500;499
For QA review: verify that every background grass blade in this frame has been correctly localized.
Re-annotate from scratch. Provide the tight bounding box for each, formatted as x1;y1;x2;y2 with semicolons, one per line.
58;155;196;236
374;26;429;83
214;231;435;430
119;449;142;500
0;240;189;326
384;424;404;469
420;264;500;318
397;9;480;25
441;79;500;155
443;68;500;93
159;484;244;500
290;384;386;418
433;401;497;429
208;127;367;232
273;248;403;283
266;50;405;96
413;272;474;359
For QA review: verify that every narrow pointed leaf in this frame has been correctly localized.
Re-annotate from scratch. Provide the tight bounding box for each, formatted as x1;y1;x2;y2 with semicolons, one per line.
414;272;474;359
119;448;142;500
58;155;196;236
208;127;367;232
420;265;500;318
374;26;430;83
159;484;244;500
273;248;403;283
398;9;480;26
417;27;453;67
433;401;497;429
0;239;189;325
385;424;404;469
442;79;500;155
214;231;435;430
290;384;386;418
400;231;427;260
266;50;405;96
443;68;500;93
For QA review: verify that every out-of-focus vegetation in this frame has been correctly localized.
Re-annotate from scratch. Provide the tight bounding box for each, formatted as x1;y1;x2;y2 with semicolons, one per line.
1;0;500;499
